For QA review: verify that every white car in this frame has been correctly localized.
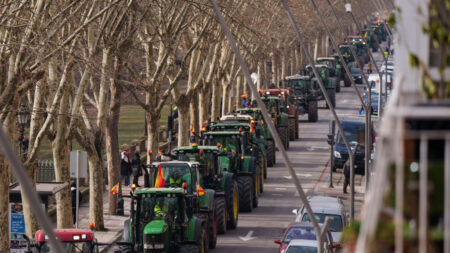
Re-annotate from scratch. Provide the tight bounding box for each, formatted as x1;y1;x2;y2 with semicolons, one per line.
367;72;392;94
380;60;394;72
285;239;330;253
295;196;348;242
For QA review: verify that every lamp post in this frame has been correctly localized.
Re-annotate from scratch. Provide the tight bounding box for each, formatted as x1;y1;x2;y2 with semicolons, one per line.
17;104;30;158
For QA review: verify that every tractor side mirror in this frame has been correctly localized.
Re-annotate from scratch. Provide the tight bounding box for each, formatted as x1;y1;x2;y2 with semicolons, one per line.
274;239;281;245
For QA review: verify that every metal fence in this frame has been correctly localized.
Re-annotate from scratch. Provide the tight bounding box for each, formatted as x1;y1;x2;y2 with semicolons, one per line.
10;160;56;184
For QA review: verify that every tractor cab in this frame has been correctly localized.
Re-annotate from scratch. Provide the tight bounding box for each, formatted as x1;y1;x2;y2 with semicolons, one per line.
316;57;339;77
150;161;201;194
338;44;355;63
33;229;98;253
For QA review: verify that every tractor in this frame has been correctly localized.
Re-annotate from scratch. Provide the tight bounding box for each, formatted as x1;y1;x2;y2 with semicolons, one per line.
172;144;239;233
361;28;378;52
202;130;260;212
305;64;336;109
263;89;299;141
261;92;290;150
121;186;209;253
316;57;342;92
235;108;276;167
284;74;319;122
31;229;100;253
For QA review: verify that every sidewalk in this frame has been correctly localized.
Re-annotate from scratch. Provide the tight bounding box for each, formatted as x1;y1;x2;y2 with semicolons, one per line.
313;161;366;218
75;179;140;252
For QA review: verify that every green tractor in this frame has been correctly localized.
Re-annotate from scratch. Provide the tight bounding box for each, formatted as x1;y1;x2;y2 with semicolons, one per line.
361;28;378;52
284;74;319;122
122;186;209;253
206;118;267;183
202;130;260;212
235;108;276;167
316;57;341;92
347;36;369;65
172;144;239;233
261;92;290;150
338;44;355;63
305;64;336;109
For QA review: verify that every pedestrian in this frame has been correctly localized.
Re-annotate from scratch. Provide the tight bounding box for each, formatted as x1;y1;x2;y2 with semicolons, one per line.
131;147;142;187
71;182;82;225
343;160;350;194
120;144;131;186
367;62;372;74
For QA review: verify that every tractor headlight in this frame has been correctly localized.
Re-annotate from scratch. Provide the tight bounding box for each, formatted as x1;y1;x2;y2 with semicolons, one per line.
334;151;341;158
144;243;164;249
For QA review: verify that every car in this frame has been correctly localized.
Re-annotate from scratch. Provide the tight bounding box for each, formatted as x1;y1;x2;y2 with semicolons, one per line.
274;222;337;253
359;92;386;115
284;239;333;253
380;60;394;72
332;120;374;175
350;67;362;84
368;72;393;94
295;196;348;243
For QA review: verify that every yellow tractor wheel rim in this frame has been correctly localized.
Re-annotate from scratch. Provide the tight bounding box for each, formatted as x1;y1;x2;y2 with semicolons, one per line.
233;188;238;219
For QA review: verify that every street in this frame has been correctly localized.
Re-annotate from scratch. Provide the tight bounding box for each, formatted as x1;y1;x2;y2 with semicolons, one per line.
213;81;367;252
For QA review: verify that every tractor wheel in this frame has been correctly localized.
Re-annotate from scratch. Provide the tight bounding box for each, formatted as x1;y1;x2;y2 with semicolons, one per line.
295;111;299;139
285;127;290;150
201;227;209;253
216;197;227;234
289;118;296;141
278;127;288;150
226;179;239;229
335;78;341;93
308;100;318;122
344;72;351;87
267;140;275;167
180;244;199;253
208;206;217;249
238;176;253;212
325;89;336;109
257;152;265;190
252;167;260;208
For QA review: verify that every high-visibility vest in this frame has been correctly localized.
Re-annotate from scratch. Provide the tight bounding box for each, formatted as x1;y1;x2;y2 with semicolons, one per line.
154;204;168;216
169;177;182;185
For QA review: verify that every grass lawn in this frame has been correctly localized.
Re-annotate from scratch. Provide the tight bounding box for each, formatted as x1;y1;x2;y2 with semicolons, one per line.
37;104;171;160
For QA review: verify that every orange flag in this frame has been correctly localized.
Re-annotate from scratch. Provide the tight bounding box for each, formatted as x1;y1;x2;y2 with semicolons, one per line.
155;164;165;188
110;183;119;194
196;183;206;196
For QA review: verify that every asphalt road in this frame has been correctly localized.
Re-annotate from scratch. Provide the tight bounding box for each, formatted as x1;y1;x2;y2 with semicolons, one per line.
212;82;367;253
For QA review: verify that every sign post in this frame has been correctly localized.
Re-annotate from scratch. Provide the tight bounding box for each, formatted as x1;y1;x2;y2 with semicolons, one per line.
70;151;87;228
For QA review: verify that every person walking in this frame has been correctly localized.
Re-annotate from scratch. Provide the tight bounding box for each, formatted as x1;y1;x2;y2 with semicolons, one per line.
120;144;131;186
131;148;142;187
367;62;372;74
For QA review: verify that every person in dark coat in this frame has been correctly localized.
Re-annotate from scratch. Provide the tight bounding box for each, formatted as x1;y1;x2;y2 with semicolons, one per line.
120;144;131;186
131;148;142;187
71;182;82;225
343;160;350;194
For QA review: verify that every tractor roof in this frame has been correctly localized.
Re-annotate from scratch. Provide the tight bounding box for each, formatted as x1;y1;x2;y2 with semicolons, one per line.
173;146;220;152
316;57;336;61
220;114;253;121
204;131;243;136
285;74;310;80
135;187;186;195
236;108;261;112
151;161;199;167
35;229;95;242
264;89;290;96
306;64;328;69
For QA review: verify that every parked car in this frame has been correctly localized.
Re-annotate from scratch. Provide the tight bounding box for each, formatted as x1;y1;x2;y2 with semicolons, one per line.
332;120;373;175
380;60;394;72
274;222;338;253
295;196;348;242
284;239;332;253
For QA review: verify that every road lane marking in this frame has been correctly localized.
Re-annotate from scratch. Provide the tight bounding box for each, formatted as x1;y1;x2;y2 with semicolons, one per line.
239;230;256;242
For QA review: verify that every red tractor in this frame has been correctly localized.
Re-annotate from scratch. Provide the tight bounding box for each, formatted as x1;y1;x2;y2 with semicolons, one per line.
264;89;299;140
31;229;100;252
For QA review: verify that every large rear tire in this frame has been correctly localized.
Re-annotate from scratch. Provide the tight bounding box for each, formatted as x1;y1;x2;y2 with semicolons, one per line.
344;72;351;87
267;140;275;167
252;167;260;208
325;89;336;109
308;100;318;122
216;197;227;234
208;206;217;249
226;180;239;229
289;118;296;141
238;176;253;212
335;78;341;92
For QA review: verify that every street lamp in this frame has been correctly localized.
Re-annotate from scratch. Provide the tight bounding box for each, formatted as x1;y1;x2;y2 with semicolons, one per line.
345;3;352;13
17;104;30;157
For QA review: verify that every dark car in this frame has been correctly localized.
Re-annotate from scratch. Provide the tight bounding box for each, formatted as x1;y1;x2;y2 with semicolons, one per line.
359;92;386;115
274;222;338;253
332;120;373;175
350;67;362;84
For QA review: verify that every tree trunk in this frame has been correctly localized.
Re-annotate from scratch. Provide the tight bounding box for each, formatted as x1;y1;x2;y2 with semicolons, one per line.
313;37;319;61
295;46;300;71
146;107;160;163
88;153;104;230
211;79;221;121
198;83;210;127
324;35;329;56
281;54;286;87
257;61;262;91
0;155;9;251
221;83;231;116
106;56;121;212
190;93;199;136
235;75;242;108
271;52;276;86
53;92;72;228
177;100;190;147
